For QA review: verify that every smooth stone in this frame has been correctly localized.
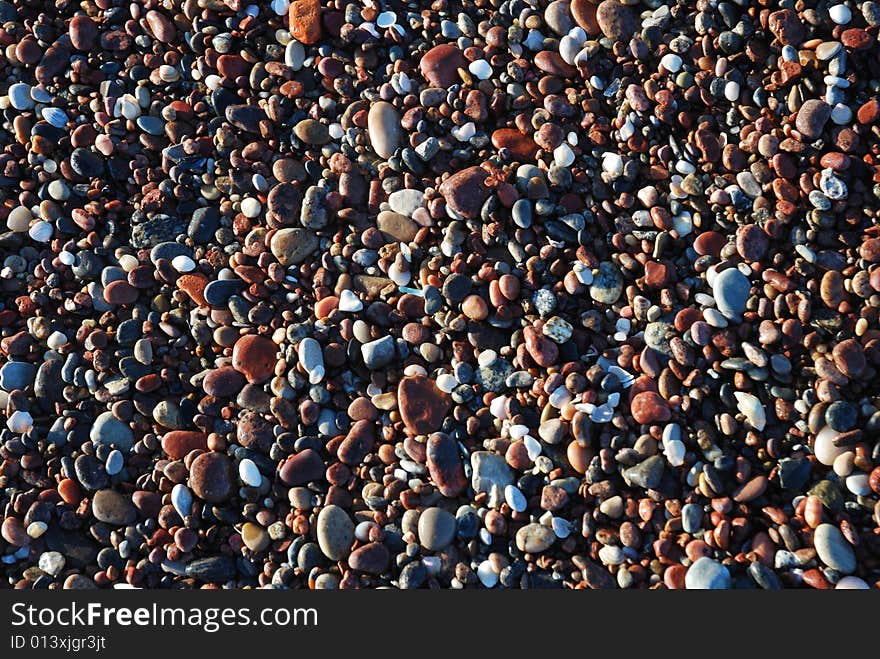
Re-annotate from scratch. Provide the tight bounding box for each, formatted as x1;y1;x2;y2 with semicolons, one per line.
90;412;134;451
712;267;750;321
368;101;401;159
188;452;233;503
361;335;395;369
270;228;318;265
515;523;555;553
418;507;457;551
91;489;136;525
814;523;856;573
0;361;36;391
238;458;262;487
316;504;354;560
685;557;732;589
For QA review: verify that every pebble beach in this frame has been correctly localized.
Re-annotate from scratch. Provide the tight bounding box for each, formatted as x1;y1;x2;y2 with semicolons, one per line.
0;0;879;590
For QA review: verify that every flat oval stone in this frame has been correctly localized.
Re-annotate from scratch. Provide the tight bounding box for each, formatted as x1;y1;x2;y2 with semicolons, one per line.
814;523;856;573
203;366;246;398
90;411;134;451
348;542;389;574
712;267;750;321
316;504;354;560
796;99;831;140
492;128;539;161
418;507;456;551
279;448;325;486
426;433;466;497
161;431;208;460
337;419;375;465
91;489;136;525
189;452;233;503
367;101;401;159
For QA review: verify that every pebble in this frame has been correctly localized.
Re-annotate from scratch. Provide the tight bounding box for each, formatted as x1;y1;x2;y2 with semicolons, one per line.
814;523;856;574
685;557;732;589
316;505;354;560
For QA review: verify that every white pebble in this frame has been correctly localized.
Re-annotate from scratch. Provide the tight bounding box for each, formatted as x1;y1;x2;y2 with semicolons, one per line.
724;80;740;102
7;206;31;232
436;373;458;394
27;521;48;539
504;484;527;512
553;143;575;167
602;152;623;177
477;350;497;367
468;59;492;80
171;483;192;519
523;435;542;461
171;255;196;272
836;576;870;589
829;4;852;24
7;410;33;433
734;391;766;430
477;560;499;588
28;221;53;243
239;458;262;487
489;395;508;419
47;330;68;350
660;53;682;73
508;424;529;440
338;289;363;312
241;197;262;218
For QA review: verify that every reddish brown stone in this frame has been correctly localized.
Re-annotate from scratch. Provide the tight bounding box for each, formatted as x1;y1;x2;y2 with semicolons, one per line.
491;128;538;161
279;449;325;486
571;0;600;36
337;420;375;465
693;231;726;256
524;325;558;367
202;366;246;398
832;339;866;378
103;280;139;305
438;166;491;219
69;15;98;51
189;452;233;503
858;99;880;125
767;9;804;46
426;433;466;497
231;334;277;384
419;43;465;87
398;375;451;435
630;391;671;425
348;542;389;574
162;431;208;460
145;10;176;43
177;274;208;307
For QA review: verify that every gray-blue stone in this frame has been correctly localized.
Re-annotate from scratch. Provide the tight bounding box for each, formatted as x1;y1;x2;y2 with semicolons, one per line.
0;361;36;391
712;267;750;321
